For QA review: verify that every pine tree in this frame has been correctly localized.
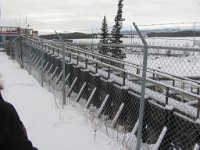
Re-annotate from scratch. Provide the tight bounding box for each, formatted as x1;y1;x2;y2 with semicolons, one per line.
99;16;109;55
110;0;125;59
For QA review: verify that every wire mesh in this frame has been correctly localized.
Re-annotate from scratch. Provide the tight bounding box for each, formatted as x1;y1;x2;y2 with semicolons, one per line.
8;22;200;150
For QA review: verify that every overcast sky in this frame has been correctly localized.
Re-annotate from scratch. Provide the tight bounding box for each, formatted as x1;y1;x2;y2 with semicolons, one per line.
0;0;200;34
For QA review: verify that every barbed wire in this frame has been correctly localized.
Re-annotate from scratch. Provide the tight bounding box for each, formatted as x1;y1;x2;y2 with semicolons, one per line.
71;22;200;34
144;37;196;42
137;21;200;27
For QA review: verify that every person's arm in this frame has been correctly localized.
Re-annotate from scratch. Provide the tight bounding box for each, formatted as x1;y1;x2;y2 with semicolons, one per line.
6;102;28;139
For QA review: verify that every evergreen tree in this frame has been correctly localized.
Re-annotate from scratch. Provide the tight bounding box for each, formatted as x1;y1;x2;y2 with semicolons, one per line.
99;16;109;55
110;0;125;59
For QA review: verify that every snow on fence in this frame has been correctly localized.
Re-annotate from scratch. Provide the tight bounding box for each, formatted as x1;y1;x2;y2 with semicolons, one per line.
9;34;200;150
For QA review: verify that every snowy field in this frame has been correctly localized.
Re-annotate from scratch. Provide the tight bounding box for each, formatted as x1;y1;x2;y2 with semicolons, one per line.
73;37;200;47
125;53;200;77
72;37;200;77
0;50;125;150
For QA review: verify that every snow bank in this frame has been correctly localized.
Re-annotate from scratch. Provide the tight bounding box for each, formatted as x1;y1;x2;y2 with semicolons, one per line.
0;52;124;150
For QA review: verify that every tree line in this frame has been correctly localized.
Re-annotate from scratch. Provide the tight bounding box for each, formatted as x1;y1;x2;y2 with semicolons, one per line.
40;32;98;40
147;30;200;37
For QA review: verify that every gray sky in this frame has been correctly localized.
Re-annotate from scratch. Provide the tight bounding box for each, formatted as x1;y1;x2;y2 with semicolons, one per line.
0;0;200;34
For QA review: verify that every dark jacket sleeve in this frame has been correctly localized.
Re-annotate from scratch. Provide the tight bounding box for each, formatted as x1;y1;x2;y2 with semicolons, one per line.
3;102;34;150
6;102;27;139
0;91;35;150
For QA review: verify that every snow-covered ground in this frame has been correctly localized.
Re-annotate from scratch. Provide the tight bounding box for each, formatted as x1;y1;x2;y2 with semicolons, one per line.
125;53;200;77
72;37;200;77
73;37;200;47
0;50;125;150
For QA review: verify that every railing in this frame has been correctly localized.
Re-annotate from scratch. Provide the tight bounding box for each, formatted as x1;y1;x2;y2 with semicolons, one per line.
0;26;20;35
45;38;200;104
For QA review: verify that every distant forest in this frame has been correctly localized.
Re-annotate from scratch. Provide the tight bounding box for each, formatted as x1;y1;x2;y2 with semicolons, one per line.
40;30;200;39
147;30;200;37
40;32;97;40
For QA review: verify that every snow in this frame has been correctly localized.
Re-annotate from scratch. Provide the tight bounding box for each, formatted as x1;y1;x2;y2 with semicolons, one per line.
125;53;200;77
0;51;125;150
193;143;200;150
153;127;167;150
73;37;200;47
73;37;200;77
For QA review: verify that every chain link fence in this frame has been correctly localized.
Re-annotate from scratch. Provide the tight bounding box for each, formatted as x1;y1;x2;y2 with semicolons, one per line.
8;23;200;150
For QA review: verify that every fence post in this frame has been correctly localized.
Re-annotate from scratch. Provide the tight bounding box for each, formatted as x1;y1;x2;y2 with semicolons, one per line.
85;58;88;69
122;71;126;86
165;87;169;105
62;42;66;105
77;55;79;65
108;66;110;79
133;22;149;150
29;39;32;75
55;31;66;105
40;39;44;87
69;53;71;62
197;86;200;119
95;62;98;73
18;37;24;68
